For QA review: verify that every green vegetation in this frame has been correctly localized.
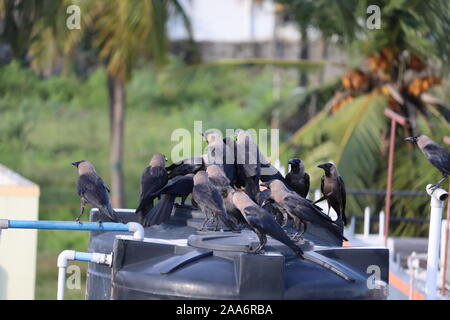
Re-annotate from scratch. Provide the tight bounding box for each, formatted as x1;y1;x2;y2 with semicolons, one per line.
1;0;449;300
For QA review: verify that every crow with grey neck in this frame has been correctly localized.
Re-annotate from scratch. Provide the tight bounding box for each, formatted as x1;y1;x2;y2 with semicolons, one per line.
202;131;236;184
286;158;310;198
206;165;247;226
143;173;194;226
235;130;262;202
232;189;304;258
405;135;450;191
192;170;238;231
261;179;347;242
136;154;168;226
315;163;347;226
72;160;118;222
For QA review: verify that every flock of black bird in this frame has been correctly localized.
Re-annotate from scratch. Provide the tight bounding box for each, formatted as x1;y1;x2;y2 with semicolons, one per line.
71;131;450;259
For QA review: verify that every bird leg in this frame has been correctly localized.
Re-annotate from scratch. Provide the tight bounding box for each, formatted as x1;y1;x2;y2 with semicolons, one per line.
181;195;187;206
175;195;193;209
200;217;210;230
430;175;448;193
272;202;288;226
290;220;307;242
214;216;220;231
254;230;267;254
313;195;327;204
75;199;86;222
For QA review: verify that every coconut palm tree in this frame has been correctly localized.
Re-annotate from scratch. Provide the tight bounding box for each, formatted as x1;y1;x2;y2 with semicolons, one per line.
276;0;450;235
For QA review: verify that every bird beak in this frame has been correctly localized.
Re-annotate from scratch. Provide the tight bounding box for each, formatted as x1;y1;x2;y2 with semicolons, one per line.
200;131;205;137
288;160;294;165
404;137;414;142
260;182;269;188
71;161;82;167
317;164;325;169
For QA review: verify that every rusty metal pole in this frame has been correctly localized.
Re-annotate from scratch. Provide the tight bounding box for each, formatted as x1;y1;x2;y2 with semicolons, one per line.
441;136;450;296
384;119;396;247
383;109;407;247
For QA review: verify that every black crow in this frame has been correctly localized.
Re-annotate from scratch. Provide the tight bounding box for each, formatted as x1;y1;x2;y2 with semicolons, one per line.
192;170;237;231
261;179;347;242
285;158;310;198
72;160;118;222
136;153;168;226
315;163;347;225
405;135;450;191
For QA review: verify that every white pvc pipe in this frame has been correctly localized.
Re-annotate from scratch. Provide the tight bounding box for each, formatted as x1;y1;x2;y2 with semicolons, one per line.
425;184;449;300
128;222;144;240
364;207;371;238
57;250;75;300
379;211;385;239
57;250;112;300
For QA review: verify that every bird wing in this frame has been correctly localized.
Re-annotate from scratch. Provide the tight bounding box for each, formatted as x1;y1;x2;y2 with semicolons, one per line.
153;175;193;197
193;183;225;213
337;175;347;224
77;173;109;208
285;172;293;185
256;189;272;206
337;176;346;213
284;193;332;223
283;193;346;241
243;205;301;254
140;166;168;199
423;144;450;175
320;175;325;195
304;173;310;196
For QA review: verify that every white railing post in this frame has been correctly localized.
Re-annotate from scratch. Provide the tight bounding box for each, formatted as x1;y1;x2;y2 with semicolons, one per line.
348;216;356;236
379;211;385;239
408;252;418;300
425;184;449;300
364;207;371;238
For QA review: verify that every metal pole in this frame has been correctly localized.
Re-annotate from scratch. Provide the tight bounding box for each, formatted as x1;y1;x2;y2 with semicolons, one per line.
425;184;449;300
384;120;396;246
441;137;450;296
383;109;407;247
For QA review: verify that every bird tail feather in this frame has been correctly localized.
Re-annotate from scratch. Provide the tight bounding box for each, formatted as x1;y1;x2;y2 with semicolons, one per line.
99;204;119;222
141;194;175;227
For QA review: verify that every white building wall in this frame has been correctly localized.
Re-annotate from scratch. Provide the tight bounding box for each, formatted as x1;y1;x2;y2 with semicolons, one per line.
0;165;39;300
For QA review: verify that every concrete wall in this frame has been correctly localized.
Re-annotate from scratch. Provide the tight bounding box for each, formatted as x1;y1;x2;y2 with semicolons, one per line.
0;165;39;300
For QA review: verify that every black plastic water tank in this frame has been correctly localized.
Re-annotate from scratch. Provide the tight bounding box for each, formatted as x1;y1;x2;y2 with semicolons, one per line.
110;231;389;299
86;206;203;300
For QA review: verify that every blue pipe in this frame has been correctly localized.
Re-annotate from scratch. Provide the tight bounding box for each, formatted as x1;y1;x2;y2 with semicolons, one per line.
74;252;93;262
6;220;129;232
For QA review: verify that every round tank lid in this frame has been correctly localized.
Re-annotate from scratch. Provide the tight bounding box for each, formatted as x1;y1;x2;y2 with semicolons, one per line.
187;230;313;253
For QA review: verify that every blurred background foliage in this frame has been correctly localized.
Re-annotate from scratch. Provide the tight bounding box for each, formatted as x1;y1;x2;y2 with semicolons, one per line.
0;0;450;298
